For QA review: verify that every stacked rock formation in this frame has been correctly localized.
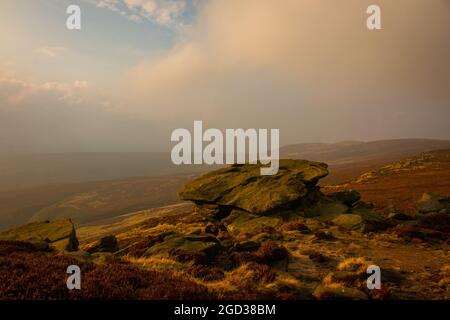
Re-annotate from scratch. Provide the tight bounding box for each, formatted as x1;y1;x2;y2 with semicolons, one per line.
178;159;329;218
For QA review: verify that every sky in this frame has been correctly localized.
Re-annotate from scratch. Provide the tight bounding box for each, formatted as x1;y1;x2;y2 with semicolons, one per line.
0;0;449;154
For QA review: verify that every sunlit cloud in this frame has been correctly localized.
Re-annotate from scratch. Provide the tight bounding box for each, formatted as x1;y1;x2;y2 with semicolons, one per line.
0;75;88;105
36;46;67;58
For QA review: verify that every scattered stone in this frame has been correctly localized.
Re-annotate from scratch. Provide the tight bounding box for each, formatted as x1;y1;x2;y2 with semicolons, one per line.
204;223;219;236
313;285;368;300
416;193;450;214
143;234;222;260
86;235;119;253
232;240;260;252
314;230;334;240
332;214;363;230
250;231;281;242
184;233;220;243
392;224;448;242
308;251;328;263
279;221;310;233
388;212;414;221
194;203;231;220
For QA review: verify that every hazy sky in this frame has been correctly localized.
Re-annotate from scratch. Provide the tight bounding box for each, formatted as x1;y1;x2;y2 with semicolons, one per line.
0;0;449;154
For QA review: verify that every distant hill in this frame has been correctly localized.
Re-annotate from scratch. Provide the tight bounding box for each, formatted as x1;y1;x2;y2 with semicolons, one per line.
281;139;450;184
324;149;450;214
2;139;449;192
0;152;207;192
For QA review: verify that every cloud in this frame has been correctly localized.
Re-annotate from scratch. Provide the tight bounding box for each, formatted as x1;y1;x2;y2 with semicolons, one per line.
85;0;188;26
37;47;67;58
0;72;158;154
0;76;88;105
121;0;450;143
124;0;186;25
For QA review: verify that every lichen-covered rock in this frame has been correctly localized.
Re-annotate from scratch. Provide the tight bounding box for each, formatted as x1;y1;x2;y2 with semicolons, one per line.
179;159;328;215
0;218;78;252
332;214;364;230
322;201;389;232
222;210;283;237
350;203;390;232
86;235;119;253
143;234;221;259
194;203;231;220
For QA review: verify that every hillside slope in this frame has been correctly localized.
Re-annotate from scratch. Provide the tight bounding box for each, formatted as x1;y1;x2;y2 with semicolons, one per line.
0;175;193;231
324;149;450;214
281;139;450;184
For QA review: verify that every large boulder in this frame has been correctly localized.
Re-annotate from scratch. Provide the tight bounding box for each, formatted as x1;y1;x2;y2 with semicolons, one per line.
0;218;78;252
179;159;328;215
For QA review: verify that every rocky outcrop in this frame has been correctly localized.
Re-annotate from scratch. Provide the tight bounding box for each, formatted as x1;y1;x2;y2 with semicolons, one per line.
179;159;329;216
178;159;390;233
0;218;78;252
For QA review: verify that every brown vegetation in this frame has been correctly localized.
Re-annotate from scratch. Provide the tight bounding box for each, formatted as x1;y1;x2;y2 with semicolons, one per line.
325;149;450;214
0;240;214;300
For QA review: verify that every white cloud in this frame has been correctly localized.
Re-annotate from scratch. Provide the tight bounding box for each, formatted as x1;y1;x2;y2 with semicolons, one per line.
85;0;187;26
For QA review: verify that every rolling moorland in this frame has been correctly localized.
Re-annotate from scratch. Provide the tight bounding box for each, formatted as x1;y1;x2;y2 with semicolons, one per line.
0;138;449;231
0;144;449;300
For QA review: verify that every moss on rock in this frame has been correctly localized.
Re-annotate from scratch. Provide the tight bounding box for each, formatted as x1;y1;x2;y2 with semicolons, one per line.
179;159;328;215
